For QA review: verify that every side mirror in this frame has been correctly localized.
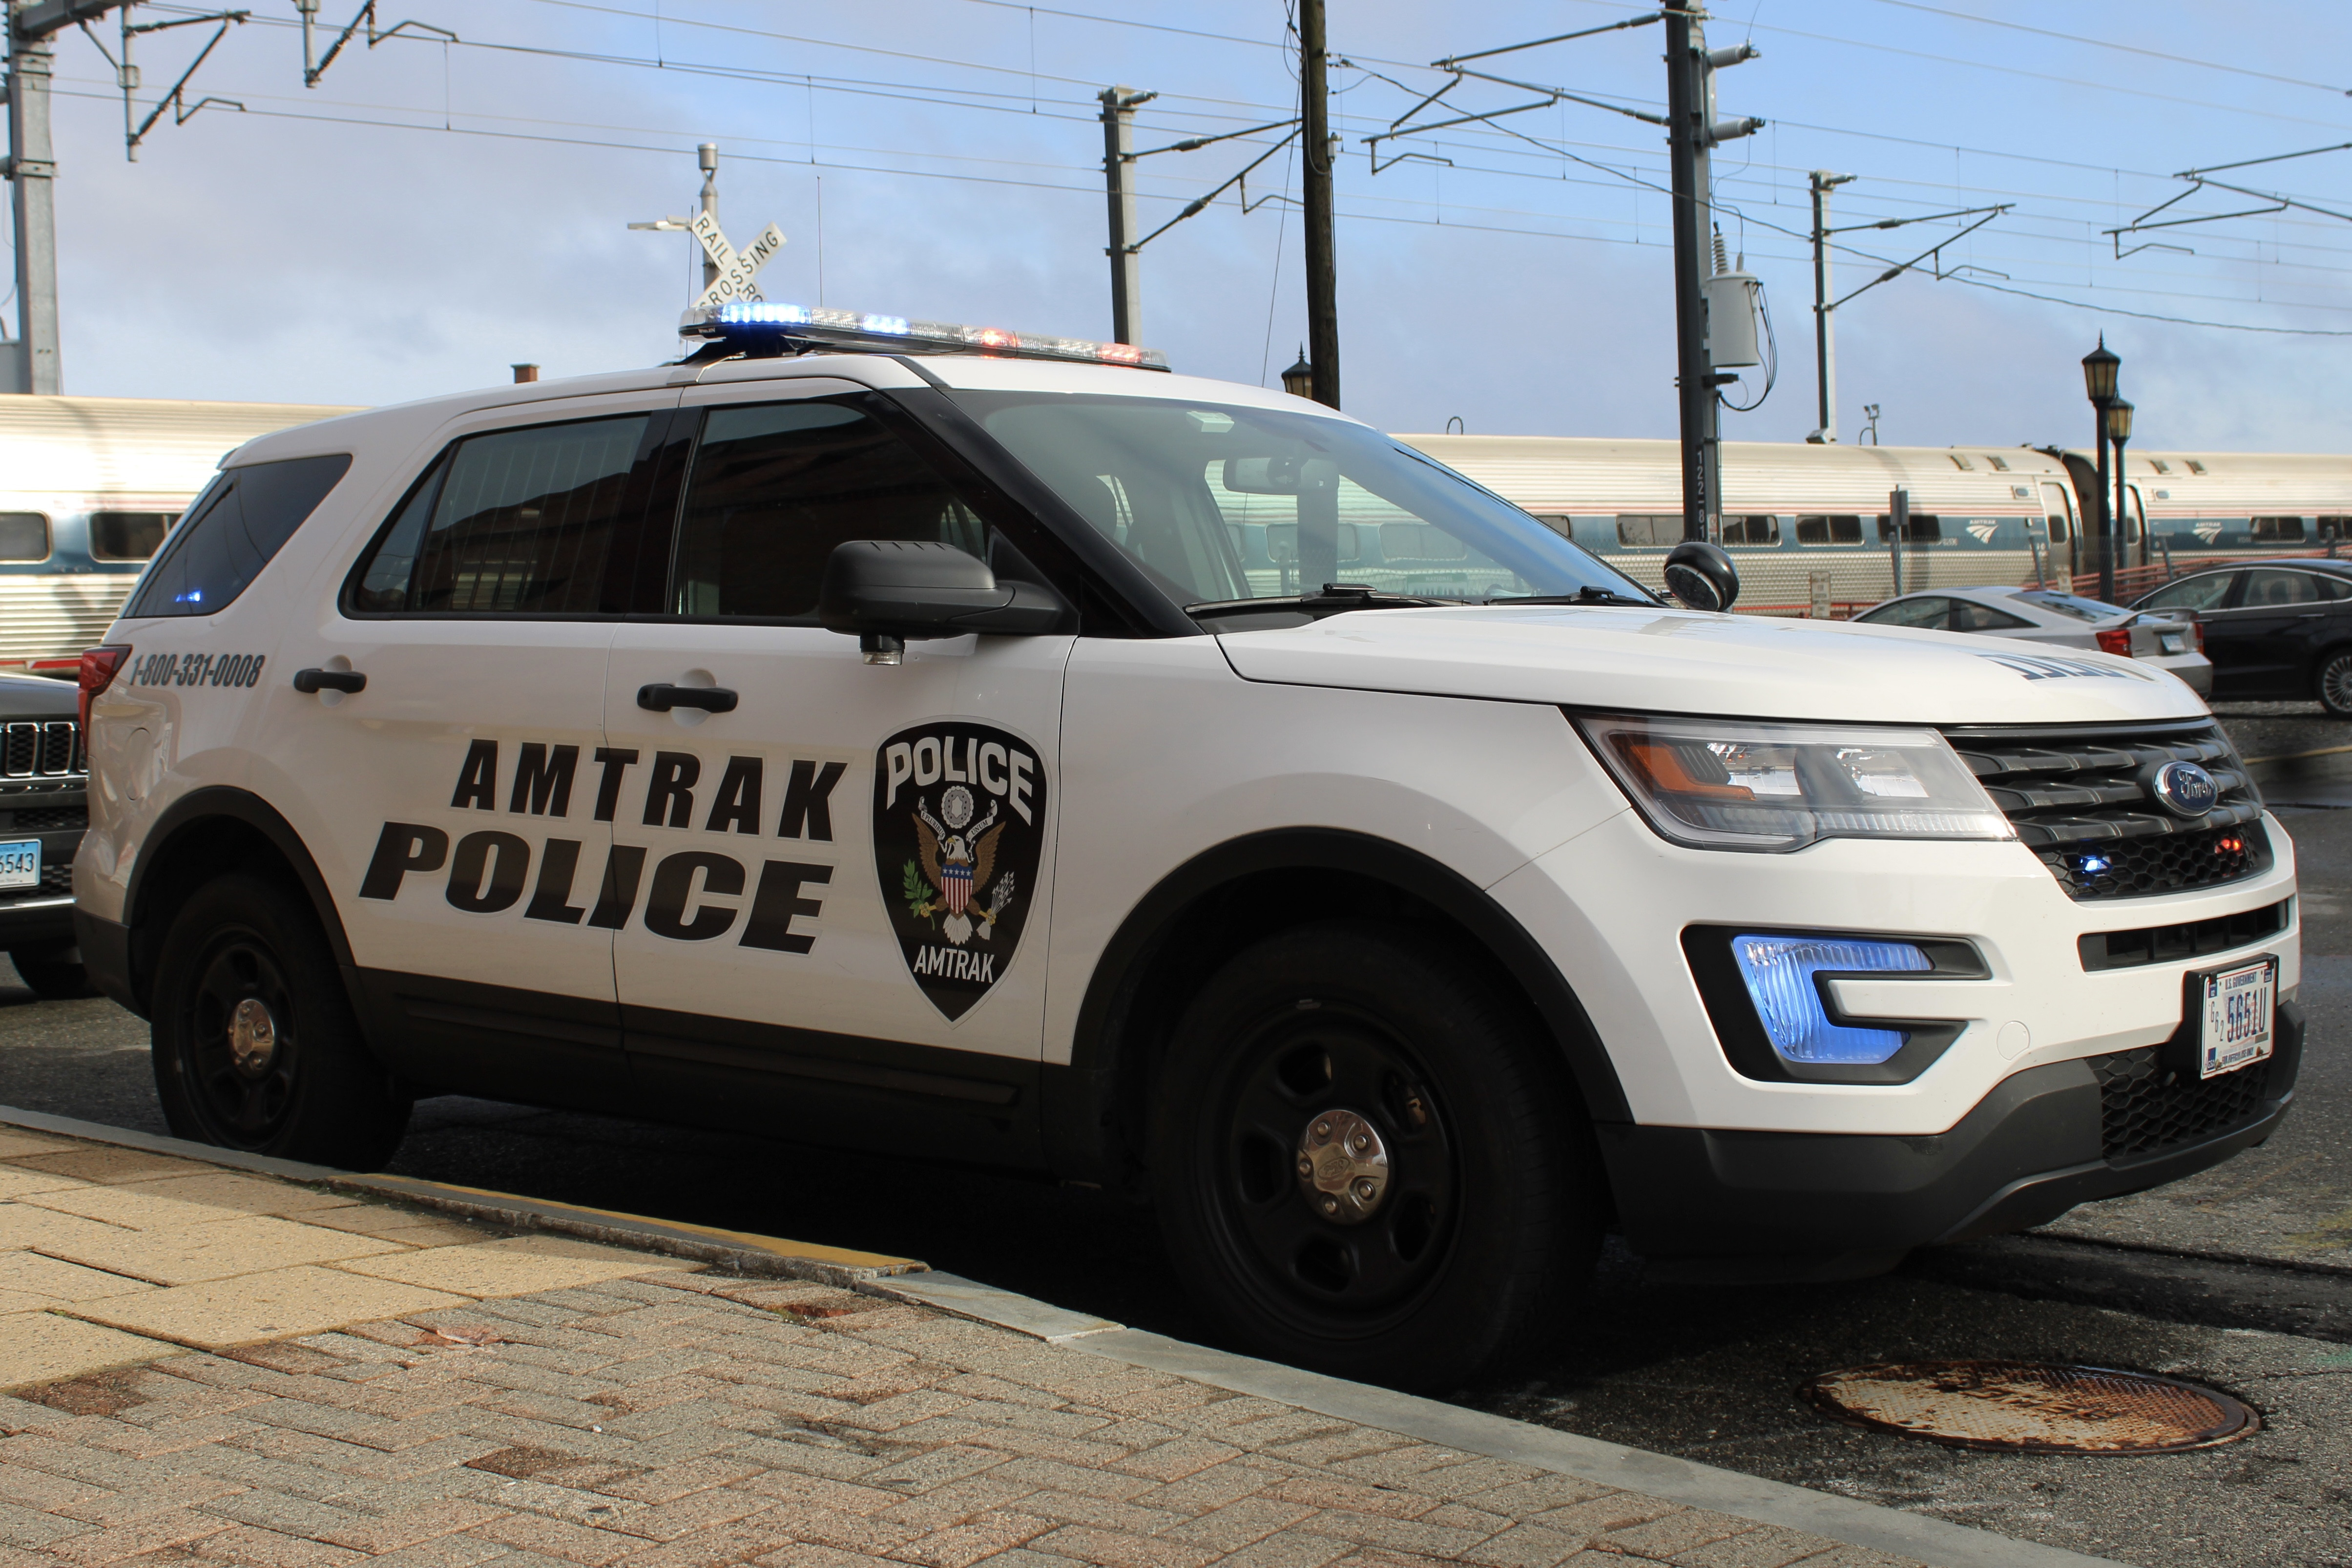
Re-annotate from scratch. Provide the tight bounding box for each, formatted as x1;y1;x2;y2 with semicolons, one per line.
1664;541;1740;612
817;540;1072;664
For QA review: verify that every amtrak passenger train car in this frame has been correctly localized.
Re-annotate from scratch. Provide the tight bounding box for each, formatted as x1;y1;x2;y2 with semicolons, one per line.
1400;436;2352;615
0;397;358;669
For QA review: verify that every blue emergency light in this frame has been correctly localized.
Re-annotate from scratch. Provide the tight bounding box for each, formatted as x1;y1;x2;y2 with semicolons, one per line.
680;300;1168;370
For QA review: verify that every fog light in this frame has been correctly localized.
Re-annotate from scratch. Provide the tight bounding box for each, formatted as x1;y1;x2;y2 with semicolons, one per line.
1731;934;1930;1066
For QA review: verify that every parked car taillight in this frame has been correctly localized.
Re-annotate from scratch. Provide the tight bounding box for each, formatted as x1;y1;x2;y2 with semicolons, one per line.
2095;627;2133;657
78;645;131;735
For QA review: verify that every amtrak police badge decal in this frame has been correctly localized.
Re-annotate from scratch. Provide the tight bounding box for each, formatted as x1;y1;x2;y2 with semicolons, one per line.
874;723;1046;1020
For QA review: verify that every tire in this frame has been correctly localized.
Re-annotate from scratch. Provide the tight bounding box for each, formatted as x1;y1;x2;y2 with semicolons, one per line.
150;874;410;1169
2318;648;2352;717
1148;920;1603;1391
9;944;94;1000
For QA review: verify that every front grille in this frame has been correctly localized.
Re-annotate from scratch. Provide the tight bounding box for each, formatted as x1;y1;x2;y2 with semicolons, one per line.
0;721;80;779
2080;898;2290;971
1943;722;2268;900
36;861;70;896
2092;1046;2270;1159
2;805;85;833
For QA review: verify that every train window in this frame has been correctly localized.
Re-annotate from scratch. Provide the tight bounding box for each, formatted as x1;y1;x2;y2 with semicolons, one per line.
1947;455;1973;471
1722;515;1779;546
2044;515;2070;543
90;511;173;562
0;514;50;562
1616;514;1682;547
1985;455;2011;472
1949;600;2035;633
1530;513;1576;540
1876;514;1943;544
2185;459;2207;475
2318;517;2352;543
1854;596;1953;629
1795;515;1862;545
2149;459;2171;475
128;455;353;618
2139;573;2234;612
2251;516;2307;542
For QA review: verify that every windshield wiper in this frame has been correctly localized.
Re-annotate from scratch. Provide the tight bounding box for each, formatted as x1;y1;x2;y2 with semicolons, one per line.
1185;584;1462;622
1483;585;1660;607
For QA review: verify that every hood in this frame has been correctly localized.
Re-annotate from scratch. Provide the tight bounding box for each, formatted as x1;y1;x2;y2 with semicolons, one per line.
1215;605;2208;726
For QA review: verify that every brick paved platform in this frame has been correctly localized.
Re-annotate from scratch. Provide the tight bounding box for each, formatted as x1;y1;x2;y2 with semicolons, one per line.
0;1123;1952;1568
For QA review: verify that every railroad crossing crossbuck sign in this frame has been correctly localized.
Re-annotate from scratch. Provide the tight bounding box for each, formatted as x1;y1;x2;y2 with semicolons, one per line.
689;212;786;311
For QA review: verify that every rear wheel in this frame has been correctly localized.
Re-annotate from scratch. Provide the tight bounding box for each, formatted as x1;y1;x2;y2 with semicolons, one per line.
1149;920;1602;1390
2317;649;2352;717
151;875;409;1169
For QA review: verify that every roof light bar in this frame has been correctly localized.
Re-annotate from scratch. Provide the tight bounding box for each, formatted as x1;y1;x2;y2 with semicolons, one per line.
680;300;1168;371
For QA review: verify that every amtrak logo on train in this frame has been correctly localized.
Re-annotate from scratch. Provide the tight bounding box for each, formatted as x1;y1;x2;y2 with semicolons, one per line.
873;722;1045;1021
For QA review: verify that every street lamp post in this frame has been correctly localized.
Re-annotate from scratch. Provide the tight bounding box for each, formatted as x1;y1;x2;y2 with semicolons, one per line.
1281;349;1314;400
2107;397;2135;593
2082;338;2120;604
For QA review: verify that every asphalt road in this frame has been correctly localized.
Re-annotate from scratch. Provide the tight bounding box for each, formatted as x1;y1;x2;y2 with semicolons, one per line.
4;703;2350;1567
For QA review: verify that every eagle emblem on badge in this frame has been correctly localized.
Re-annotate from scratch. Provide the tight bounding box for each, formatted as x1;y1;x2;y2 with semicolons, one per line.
874;722;1047;1021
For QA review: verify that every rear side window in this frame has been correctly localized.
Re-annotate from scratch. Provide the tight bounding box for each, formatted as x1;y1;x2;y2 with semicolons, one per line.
352;415;666;615
1856;596;1952;629
124;455;352;618
1949;599;2034;633
0;513;49;561
91;511;173;562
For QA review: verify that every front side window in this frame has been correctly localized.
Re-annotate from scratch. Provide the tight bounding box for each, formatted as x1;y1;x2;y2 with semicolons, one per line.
2139;573;2234;612
1856;596;1952;629
352;416;661;615
955;392;1649;606
92;511;174;562
0;513;49;562
126;455;352;618
672;400;987;621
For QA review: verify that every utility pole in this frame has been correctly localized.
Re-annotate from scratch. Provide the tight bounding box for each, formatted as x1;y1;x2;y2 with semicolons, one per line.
1660;0;1757;541
696;142;719;293
1808;170;1855;443
1099;86;1150;345
1299;0;1338;409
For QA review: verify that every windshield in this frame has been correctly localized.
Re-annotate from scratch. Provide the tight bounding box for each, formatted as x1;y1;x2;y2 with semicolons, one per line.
2016;589;2125;621
951;391;1653;611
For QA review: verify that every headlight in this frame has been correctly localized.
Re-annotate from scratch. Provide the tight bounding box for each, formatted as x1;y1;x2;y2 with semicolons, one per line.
1574;713;2014;852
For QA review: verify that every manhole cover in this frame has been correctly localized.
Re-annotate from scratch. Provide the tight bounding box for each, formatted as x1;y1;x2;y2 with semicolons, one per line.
1799;1361;2257;1454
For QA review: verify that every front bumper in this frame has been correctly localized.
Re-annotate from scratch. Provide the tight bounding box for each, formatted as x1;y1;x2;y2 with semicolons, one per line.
1602;998;2303;1280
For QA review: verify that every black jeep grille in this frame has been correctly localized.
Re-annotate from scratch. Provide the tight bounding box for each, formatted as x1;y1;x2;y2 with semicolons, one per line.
4;806;85;833
2091;1046;2270;1160
1941;722;2267;900
0;721;80;778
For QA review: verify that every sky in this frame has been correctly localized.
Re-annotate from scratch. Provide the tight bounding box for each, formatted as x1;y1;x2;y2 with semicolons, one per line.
11;0;2352;454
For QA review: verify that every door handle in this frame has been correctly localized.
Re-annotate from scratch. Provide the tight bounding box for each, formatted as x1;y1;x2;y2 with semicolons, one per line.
291;668;366;694
637;683;738;713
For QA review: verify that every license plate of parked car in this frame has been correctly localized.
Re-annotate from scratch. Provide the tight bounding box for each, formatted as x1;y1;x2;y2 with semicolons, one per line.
2198;957;2275;1079
0;839;40;890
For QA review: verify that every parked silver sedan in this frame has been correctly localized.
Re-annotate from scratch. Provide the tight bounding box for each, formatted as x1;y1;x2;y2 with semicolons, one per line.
1852;585;2213;695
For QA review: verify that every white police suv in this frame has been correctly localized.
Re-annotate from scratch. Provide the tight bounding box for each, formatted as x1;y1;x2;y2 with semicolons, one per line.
75;304;2299;1387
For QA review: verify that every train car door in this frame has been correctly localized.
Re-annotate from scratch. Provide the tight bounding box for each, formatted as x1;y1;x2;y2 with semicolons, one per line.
2040;481;2077;583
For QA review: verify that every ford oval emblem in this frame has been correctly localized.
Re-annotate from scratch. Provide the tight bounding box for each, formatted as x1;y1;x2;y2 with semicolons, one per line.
2153;760;2219;818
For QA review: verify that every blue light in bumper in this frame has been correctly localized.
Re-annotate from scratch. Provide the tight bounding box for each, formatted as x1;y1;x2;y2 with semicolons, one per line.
1731;934;1931;1066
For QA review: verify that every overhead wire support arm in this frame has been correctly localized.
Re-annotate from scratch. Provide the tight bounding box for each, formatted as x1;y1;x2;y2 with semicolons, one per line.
298;0;457;89
1431;12;1664;71
78;7;249;160
2105;142;2352;256
1126;127;1300;252
1828;205;2011;311
1133;115;1298;159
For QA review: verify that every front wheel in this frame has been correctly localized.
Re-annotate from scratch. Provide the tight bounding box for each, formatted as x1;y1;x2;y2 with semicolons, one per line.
2317;649;2352;717
151;874;410;1169
1149;920;1603;1390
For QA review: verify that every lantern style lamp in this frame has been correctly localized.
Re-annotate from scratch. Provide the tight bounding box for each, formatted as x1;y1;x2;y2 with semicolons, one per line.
2104;396;2134;445
1282;349;1314;400
2081;337;2120;405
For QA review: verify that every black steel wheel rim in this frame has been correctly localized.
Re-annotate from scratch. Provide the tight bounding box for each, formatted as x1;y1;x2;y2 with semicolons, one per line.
1203;1002;1459;1332
181;927;300;1147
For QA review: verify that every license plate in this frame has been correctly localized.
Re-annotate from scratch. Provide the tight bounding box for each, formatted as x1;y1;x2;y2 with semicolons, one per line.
0;839;39;891
2159;632;2186;654
2197;957;2276;1080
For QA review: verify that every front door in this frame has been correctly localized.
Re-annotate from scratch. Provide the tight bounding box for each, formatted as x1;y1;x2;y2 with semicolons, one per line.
601;381;1072;1164
258;390;681;1103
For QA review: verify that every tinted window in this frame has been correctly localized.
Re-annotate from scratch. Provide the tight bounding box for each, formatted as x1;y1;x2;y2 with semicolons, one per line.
0;513;48;562
1876;513;1942;543
1796;515;1862;545
91;511;172;562
1856;596;1952;629
1616;514;1683;547
1723;515;1779;546
2241;569;2330;607
125;456;351;618
2138;573;2234;612
353;417;661;615
2251;516;2306;542
672;400;987;621
1950;599;2034;632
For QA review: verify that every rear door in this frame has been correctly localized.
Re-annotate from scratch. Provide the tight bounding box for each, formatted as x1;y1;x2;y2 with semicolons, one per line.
600;381;1073;1165
2207;568;2335;695
254;391;683;1105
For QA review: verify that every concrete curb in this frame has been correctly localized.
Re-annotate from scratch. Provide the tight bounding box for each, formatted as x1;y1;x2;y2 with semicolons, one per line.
0;1104;926;1287
874;1273;2119;1568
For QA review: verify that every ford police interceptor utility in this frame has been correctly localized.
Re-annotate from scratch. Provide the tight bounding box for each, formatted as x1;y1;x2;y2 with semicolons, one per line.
74;302;2300;1387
